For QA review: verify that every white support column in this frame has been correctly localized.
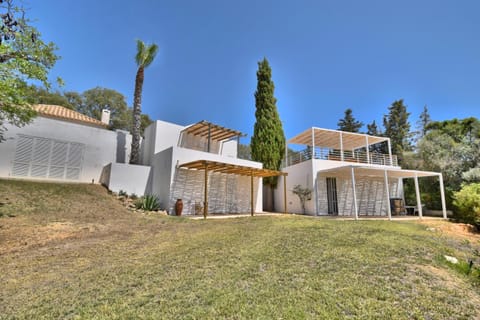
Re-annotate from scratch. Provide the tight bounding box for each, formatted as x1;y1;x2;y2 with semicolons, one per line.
311;127;315;159
384;170;392;220
351;166;358;220
414;173;423;219
399;178;406;209
311;128;318;215
387;138;393;166
439;173;447;219
340;132;344;161
365;136;370;164
285;140;288;167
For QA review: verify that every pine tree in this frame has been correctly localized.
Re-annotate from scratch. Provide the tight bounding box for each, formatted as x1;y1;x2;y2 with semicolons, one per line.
337;108;363;132
416;105;431;140
251;58;285;190
366;120;386;153
366;120;379;136
383;99;412;163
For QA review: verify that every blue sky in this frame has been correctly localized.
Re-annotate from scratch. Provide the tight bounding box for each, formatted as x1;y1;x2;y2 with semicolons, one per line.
30;0;480;141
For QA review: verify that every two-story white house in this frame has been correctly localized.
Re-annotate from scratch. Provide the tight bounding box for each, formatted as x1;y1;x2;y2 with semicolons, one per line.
103;119;285;216
274;127;447;219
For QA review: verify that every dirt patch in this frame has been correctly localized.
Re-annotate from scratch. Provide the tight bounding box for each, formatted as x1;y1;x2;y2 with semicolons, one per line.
0;219;108;255
417;220;480;243
415;265;464;291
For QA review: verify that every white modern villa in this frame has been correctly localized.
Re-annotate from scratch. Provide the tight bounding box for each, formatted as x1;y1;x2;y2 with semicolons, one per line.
0;105;285;217
274;127;447;219
0;104;447;219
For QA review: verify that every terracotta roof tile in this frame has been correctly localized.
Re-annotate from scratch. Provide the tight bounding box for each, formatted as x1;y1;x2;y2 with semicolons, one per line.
33;104;107;128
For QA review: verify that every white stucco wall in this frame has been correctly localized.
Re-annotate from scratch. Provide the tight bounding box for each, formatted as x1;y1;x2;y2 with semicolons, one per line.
220;139;238;158
150;148;174;210
140;123;156;166
115;130;132;164
275;160;314;214
153;120;184;154
103;163;152;196
0;117;123;183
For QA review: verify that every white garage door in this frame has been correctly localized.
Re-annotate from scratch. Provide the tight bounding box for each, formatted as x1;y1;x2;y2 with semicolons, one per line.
12;135;85;180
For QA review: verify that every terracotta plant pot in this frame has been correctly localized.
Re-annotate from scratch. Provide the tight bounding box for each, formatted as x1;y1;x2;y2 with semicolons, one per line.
175;199;183;216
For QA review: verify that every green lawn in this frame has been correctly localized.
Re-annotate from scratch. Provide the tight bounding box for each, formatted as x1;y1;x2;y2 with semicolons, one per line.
0;179;479;319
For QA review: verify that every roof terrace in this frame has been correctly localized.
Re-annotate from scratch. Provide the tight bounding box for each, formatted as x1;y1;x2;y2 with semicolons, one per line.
285;127;398;167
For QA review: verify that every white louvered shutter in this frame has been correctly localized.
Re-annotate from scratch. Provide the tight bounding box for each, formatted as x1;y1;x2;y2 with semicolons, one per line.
12;135;85;181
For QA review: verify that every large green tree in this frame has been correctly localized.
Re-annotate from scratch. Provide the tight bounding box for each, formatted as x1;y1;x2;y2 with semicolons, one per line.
404;117;480;209
130;40;158;164
383;99;412;163
337;108;363;132
22;85;153;133
0;0;59;141
23;85;75;109
251;58;285;191
419;118;480;187
79;87;129;128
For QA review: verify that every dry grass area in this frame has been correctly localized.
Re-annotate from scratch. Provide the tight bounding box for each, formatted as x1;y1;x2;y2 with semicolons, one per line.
417;219;480;242
1;179;480;319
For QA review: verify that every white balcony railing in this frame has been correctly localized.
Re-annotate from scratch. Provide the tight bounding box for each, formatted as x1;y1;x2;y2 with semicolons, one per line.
283;147;398;168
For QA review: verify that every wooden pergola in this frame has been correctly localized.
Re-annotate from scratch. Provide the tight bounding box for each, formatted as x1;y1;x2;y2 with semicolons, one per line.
178;160;288;219
181;121;246;152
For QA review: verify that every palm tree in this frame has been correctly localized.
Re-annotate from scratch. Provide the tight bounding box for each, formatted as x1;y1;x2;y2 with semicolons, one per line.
130;39;158;164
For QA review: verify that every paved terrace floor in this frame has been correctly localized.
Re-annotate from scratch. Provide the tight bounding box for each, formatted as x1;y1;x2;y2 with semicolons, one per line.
188;213;447;220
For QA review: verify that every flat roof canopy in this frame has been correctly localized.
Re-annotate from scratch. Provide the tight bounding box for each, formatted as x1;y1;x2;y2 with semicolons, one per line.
289;127;388;150
317;165;441;179
182;120;245;142
179;160;287;177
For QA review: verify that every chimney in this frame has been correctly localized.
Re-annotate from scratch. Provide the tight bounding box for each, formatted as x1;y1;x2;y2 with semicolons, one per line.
101;109;111;125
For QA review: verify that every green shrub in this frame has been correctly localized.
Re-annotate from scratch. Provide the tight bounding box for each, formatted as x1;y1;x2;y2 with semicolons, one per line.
452;183;480;229
134;198;144;209
141;195;160;211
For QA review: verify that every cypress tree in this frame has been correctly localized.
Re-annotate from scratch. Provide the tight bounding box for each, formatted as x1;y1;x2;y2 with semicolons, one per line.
337;108;363;132
251;58;285;189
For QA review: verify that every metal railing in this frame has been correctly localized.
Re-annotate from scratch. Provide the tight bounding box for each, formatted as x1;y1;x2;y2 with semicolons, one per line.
283;147;398;167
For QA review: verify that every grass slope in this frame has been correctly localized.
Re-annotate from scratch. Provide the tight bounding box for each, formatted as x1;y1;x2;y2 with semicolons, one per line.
0;179;479;319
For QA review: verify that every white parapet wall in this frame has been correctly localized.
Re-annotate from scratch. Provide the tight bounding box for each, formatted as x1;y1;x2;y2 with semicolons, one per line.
102;162;152;196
